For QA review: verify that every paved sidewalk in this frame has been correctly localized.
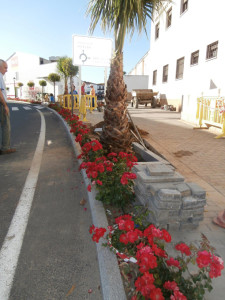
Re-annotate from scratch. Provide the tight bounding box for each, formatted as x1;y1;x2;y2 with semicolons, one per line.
84;106;225;299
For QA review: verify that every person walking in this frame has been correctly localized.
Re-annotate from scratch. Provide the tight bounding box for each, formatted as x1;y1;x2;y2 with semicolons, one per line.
81;82;86;95
90;84;95;108
70;85;78;104
0;59;16;155
49;93;55;103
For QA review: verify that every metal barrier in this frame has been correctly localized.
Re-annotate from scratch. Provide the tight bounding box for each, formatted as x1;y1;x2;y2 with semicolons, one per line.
58;94;97;113
58;94;79;110
196;96;225;138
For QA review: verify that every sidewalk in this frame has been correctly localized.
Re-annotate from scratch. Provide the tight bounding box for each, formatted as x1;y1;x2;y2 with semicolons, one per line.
84;107;225;299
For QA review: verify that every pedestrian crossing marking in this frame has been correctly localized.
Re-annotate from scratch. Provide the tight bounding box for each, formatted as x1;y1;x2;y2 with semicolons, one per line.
35;105;44;110
23;106;32;110
12;107;19;111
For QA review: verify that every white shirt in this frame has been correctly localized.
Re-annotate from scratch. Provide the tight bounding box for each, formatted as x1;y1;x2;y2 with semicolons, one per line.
0;73;7;102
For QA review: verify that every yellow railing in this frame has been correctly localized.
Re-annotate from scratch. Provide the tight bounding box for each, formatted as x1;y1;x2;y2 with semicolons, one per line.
57;94;98;121
58;94;79;110
196;96;225;138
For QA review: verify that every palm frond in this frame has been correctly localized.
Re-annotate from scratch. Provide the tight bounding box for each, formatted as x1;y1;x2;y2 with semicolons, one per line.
86;0;170;53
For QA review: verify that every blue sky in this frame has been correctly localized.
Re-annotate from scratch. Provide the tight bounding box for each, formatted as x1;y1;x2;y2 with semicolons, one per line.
0;0;151;83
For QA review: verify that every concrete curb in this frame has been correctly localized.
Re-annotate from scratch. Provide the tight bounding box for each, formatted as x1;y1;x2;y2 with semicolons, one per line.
48;108;126;300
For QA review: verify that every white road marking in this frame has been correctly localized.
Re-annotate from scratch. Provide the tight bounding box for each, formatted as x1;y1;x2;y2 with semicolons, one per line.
11;107;19;111
0;109;46;300
35;105;44;110
23;106;32;110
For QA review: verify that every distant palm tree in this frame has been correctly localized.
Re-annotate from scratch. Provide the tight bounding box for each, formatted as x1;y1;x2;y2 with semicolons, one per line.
87;0;167;153
48;73;60;100
57;57;69;94
61;58;79;114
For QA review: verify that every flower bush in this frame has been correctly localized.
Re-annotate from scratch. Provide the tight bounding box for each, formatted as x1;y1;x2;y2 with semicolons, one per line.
51;106;224;299
90;213;224;300
57;107;138;208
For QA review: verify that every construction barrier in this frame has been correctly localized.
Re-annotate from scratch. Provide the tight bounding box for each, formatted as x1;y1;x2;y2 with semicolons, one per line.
196;96;225;138
57;94;97;120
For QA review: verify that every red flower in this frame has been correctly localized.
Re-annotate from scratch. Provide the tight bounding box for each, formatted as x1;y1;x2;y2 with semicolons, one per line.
175;243;191;256
172;290;187;300
120;176;128;185
166;257;181;268
151;244;167;258
89;225;95;234
90;226;106;243
163;281;179;291
136;250;158;272
75;134;82;143
91;171;98;178
209;255;224;278
127;229;142;243
196;250;212;268
161;229;172;243
107;152;117;157
87;184;92;192
135;272;155;297
119;233;129;245
124;220;135;231
150;288;165;300
115;214;132;224
96;180;103;185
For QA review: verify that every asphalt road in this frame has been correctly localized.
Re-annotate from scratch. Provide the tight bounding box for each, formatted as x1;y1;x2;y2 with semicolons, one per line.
0;102;102;300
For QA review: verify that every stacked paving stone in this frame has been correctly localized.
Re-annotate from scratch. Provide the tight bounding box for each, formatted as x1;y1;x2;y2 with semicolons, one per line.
133;162;206;230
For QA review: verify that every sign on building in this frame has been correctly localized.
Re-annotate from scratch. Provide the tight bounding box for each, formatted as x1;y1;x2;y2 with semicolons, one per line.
72;35;113;67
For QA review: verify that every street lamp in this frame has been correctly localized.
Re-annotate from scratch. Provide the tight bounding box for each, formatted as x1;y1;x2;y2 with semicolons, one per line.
13;77;16;98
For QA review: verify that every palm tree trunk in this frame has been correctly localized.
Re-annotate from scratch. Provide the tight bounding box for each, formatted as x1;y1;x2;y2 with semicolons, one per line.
100;52;132;153
64;77;68;95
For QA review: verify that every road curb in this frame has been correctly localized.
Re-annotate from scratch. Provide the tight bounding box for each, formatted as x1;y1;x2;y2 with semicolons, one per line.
48;108;126;300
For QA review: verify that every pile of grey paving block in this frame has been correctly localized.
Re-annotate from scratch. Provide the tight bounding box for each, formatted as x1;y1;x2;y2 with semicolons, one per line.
132;143;206;230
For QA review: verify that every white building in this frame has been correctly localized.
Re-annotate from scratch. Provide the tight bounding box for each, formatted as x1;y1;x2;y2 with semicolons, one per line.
5;52;79;100
146;0;225;123
129;51;150;76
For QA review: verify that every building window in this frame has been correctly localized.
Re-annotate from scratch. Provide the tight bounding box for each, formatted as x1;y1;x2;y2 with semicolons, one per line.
190;50;199;65
153;70;157;85
206;41;218;60
162;65;168;82
155;23;160;39
166;8;172;28
176;57;185;79
181;0;188;14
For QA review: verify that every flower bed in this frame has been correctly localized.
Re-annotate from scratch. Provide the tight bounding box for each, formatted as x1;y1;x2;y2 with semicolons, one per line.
51;106;224;300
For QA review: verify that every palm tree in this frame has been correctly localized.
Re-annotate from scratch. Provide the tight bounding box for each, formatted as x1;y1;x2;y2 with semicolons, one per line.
87;0;167;153
39;80;47;101
48;73;60;100
61;58;79;114
57;57;69;94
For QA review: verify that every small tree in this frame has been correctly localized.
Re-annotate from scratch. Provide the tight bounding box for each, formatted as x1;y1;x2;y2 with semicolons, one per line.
27;81;35;88
39;80;47;101
48;73;60;100
27;81;35;100
18;82;23;98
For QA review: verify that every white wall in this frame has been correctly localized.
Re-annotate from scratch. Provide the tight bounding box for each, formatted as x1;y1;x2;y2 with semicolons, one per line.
129;51;150;76
124;75;149;92
148;0;225;122
5;52;76;100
